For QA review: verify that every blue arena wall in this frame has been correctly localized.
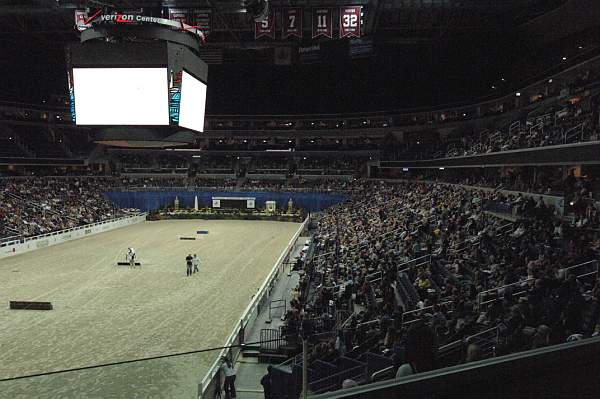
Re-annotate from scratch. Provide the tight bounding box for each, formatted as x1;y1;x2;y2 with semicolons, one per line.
104;191;349;212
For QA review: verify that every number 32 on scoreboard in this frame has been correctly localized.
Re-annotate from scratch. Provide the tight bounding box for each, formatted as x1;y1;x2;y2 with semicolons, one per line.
340;6;361;38
342;14;357;28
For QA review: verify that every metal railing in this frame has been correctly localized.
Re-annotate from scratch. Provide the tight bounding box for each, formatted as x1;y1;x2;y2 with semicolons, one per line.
477;278;535;310
397;253;432;273
465;326;500;358
564;122;585;144
309;365;366;394
267;300;287;324
559;259;599;281
509;120;521;135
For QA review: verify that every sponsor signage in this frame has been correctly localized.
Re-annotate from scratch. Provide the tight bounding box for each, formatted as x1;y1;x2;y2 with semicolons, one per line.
75;11;205;42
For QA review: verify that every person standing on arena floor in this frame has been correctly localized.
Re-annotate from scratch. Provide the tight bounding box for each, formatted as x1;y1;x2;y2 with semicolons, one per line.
186;254;193;276
193;254;199;273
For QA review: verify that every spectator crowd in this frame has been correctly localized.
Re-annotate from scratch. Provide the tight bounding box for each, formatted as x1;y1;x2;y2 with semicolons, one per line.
274;179;600;394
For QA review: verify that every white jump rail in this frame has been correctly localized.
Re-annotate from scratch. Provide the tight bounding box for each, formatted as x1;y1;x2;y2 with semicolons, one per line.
198;216;309;398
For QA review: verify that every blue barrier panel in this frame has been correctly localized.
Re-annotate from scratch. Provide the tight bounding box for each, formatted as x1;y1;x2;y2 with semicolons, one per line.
103;191;349;213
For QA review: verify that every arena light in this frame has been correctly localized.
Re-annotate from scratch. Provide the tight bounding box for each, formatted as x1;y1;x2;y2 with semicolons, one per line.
516;92;521;97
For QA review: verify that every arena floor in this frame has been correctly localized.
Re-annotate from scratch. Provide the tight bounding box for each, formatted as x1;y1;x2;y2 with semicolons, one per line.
0;219;302;399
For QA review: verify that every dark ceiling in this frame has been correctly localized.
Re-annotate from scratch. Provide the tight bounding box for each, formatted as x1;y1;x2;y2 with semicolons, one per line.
2;0;595;115
0;0;568;53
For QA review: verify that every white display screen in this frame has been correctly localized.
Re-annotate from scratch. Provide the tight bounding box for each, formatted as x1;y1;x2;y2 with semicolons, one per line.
72;68;169;125
178;70;207;132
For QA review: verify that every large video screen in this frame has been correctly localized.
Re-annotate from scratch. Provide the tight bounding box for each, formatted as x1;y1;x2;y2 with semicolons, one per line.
178;70;207;132
72;68;169;125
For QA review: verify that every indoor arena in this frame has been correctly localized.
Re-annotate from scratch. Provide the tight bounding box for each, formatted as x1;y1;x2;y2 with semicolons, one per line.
2;1;600;399
0;219;303;398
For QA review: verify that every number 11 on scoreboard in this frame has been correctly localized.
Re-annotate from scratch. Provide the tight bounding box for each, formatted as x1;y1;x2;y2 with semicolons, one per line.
312;8;332;39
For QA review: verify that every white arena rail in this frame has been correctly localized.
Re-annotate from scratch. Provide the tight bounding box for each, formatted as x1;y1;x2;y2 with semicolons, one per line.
198;216;309;399
0;213;147;259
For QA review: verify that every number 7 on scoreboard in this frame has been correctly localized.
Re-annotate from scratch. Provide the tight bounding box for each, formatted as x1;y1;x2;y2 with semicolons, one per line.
282;7;302;38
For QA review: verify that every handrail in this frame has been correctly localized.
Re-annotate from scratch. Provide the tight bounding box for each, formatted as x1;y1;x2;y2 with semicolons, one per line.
396;253;432;270
564;122;585;144
529;121;544;135
371;337;470;382
476;278;535;309
309;364;366;394
465;326;499;343
559;259;599;280
355;319;380;329
402;300;453;319
370;365;394;381
509;120;521;134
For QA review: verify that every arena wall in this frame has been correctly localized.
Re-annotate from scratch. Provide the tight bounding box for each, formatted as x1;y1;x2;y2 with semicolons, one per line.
104;191;348;212
0;214;147;260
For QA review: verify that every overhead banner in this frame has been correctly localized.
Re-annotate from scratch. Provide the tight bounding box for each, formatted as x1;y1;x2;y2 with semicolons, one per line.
312;8;333;39
282;8;302;38
88;14;205;41
255;11;275;39
339;6;361;38
74;10;91;32
193;9;211;36
168;8;189;24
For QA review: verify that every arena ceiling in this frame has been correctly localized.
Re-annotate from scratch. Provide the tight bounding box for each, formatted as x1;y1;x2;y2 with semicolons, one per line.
0;0;567;58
